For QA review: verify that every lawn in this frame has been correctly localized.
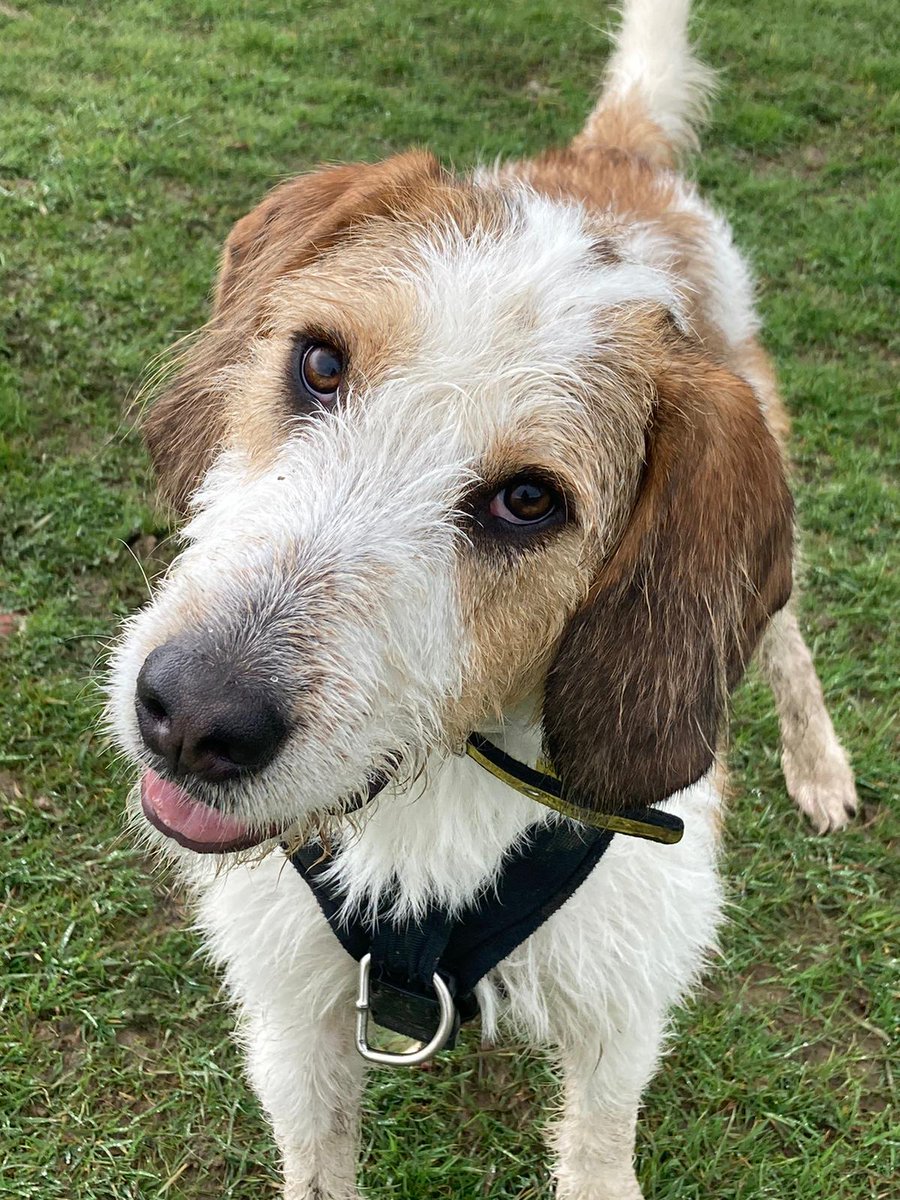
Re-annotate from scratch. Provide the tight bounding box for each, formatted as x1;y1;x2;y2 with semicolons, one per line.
0;0;896;1197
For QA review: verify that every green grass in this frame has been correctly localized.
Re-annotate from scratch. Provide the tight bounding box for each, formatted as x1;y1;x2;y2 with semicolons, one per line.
1;0;896;1196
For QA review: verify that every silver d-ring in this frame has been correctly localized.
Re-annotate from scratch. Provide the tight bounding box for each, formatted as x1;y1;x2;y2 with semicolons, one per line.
354;952;456;1067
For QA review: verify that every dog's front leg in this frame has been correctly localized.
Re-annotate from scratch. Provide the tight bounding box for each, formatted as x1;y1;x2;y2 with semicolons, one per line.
244;1004;365;1200
196;857;366;1198
550;1024;662;1200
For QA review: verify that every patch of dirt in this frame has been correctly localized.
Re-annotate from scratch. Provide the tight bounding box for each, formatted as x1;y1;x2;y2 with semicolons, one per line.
455;1041;551;1149
75;572;113;607
31;1017;88;1075
32;792;66;820
165;1139;278;1200
739;962;793;1009
803;1024;889;1105
798;144;829;174
0;769;29;830
0;611;26;640
0;769;24;800
114;1025;166;1058
110;882;188;946
524;78;555;99
124;527;180;581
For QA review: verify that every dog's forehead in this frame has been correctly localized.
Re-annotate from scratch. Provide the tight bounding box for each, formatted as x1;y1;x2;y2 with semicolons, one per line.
410;187;676;371
384;188;673;473
269;182;677;372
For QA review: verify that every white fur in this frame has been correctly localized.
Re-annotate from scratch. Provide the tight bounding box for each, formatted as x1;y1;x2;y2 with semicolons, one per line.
601;0;717;152
621;180;761;351
412;191;685;352
191;716;722;1200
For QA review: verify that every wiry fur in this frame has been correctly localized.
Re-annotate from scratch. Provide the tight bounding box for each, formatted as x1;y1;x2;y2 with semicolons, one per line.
182;728;723;1200
582;0;717;161
107;1;857;1195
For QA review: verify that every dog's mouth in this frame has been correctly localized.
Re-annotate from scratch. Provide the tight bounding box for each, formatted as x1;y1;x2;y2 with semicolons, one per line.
140;766;394;854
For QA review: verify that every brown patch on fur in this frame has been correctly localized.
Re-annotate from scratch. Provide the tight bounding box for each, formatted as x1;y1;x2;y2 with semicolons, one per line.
514;144;742;366
454;529;590;734
573;92;678;170
543;343;794;811
214;151;443;314
710;754;730;840
452;437;596;733
588;236;623;267
214;175;515;477
220;251;421;474
449;314;662;734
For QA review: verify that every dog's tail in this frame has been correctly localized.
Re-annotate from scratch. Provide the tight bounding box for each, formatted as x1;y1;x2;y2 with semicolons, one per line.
574;0;716;167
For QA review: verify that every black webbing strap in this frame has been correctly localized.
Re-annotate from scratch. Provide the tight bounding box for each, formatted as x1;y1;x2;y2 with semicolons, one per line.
290;818;615;1045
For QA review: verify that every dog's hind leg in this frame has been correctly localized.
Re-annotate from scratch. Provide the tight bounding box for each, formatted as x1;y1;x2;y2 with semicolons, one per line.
729;334;858;832
757;604;858;833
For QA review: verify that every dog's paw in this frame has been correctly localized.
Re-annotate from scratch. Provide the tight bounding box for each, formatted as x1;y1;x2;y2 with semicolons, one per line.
285;1189;362;1200
556;1171;644;1200
283;1173;362;1200
782;737;858;834
556;1184;644;1200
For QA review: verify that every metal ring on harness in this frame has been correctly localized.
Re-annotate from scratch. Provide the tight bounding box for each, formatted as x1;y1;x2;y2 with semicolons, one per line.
354;953;456;1066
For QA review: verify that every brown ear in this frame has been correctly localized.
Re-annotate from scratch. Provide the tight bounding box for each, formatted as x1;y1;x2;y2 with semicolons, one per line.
543;351;794;811
143;151;443;511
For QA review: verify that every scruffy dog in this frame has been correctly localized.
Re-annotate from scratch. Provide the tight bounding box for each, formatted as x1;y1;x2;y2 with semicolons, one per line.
108;0;857;1195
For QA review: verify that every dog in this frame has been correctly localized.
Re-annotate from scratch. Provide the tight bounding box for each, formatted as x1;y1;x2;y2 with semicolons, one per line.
108;1;858;1195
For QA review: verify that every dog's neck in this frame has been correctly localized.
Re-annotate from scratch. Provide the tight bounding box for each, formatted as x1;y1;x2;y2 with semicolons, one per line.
322;702;549;922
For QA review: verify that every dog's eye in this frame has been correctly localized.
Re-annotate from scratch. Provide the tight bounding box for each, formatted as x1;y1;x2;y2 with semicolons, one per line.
292;340;344;404
489;477;561;526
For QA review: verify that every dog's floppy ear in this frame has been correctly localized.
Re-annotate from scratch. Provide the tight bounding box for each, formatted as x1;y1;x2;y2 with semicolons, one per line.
213;151;442;313
543;349;794;811
144;151;442;511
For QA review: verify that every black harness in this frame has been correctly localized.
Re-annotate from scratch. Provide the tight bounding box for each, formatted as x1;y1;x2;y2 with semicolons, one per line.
289;735;683;1060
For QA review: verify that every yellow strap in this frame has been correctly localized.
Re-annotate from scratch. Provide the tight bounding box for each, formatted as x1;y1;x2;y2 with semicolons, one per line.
464;740;683;846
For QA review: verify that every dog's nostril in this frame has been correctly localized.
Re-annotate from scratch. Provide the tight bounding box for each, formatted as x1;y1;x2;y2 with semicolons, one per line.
134;638;289;783
197;734;262;770
196;736;234;764
141;694;169;724
136;649;175;719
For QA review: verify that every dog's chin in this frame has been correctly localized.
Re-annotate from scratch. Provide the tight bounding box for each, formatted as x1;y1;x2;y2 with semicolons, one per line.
139;767;393;855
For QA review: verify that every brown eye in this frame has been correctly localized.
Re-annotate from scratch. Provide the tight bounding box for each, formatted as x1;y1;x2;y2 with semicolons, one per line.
489;477;561;525
293;340;344;404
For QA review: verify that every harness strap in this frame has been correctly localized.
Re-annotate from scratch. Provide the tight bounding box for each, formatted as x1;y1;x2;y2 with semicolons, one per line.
290;819;615;1046
289;736;684;1058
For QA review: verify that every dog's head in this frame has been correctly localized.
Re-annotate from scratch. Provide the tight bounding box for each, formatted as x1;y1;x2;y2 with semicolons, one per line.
108;152;792;854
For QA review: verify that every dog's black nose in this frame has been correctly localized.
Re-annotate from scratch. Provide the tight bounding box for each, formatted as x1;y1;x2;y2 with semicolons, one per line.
135;640;288;783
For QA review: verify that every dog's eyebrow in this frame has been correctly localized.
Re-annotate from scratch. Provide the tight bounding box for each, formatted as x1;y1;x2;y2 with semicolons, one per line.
460;462;572;497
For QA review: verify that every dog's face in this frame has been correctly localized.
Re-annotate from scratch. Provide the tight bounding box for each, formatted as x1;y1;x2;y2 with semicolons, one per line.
108;152;793;855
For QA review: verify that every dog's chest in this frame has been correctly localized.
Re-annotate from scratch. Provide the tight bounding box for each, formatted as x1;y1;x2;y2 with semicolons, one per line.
323;750;544;921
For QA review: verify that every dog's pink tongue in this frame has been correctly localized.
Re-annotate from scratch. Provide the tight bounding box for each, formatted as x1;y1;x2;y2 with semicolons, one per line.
141;769;261;853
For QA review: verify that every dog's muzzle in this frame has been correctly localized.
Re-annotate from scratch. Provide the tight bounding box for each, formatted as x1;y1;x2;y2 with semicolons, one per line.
132;634;395;853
